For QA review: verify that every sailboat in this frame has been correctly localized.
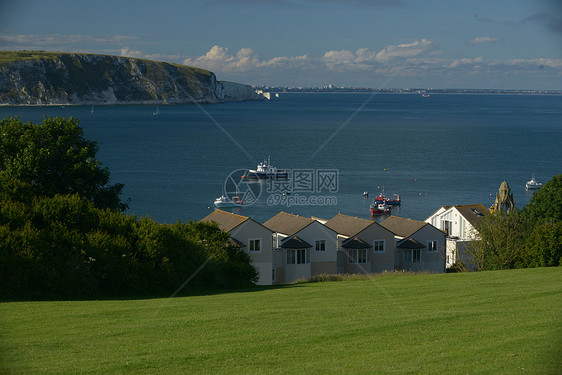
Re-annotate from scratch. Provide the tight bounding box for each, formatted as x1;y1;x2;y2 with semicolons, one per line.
90;105;94;114
152;105;160;116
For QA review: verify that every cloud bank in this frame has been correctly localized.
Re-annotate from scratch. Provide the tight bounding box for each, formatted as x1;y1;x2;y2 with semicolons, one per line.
181;40;562;88
468;36;501;44
184;39;436;74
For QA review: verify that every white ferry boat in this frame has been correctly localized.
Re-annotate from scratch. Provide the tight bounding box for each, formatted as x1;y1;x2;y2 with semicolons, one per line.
242;156;288;179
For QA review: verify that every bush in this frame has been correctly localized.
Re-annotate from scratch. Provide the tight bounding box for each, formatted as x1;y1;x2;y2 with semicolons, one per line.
0;179;258;300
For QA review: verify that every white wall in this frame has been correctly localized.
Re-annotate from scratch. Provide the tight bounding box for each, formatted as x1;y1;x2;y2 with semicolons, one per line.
398;225;445;273
230;220;273;285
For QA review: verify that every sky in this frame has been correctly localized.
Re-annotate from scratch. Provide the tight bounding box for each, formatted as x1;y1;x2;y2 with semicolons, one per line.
1;0;561;89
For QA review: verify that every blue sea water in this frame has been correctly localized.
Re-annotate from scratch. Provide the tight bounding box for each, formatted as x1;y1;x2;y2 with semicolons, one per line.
2;93;561;224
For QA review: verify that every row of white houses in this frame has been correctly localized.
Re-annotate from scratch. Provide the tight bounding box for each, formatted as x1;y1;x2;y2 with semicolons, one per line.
201;205;488;285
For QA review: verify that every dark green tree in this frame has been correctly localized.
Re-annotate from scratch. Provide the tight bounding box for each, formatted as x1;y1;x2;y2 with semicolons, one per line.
0;116;127;211
520;221;562;267
0;116;259;300
522;174;562;222
470;210;530;270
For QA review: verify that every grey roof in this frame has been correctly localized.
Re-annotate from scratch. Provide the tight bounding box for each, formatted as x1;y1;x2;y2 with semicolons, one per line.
324;213;374;236
381;216;429;237
342;236;371;249
200;209;250;232
426;205;453;219
264;212;315;236
281;235;312;249
454;204;490;227
397;237;426;249
201;210;250;232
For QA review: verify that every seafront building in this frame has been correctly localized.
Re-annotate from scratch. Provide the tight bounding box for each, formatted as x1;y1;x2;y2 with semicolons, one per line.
380;216;446;273
425;204;490;269
201;209;446;284
324;214;396;274
264;212;338;283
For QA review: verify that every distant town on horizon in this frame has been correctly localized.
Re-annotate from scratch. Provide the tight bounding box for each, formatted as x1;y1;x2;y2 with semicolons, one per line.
256;85;562;95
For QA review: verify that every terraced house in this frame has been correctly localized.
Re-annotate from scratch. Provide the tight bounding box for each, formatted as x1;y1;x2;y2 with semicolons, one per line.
202;210;446;285
380;216;446;273
264;212;338;284
324;214;397;274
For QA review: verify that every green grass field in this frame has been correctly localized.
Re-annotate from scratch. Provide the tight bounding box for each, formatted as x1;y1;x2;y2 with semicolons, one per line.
1;267;561;374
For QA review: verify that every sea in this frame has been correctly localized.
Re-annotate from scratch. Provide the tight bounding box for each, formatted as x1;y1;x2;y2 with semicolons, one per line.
1;93;561;224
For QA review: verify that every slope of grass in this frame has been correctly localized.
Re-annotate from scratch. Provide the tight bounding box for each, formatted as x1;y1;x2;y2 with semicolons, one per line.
0;50;212;77
1;267;561;374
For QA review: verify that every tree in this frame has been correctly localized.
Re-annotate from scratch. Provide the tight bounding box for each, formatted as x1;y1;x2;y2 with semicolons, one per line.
0;116;127;211
0;117;260;300
469;210;530;270
522;174;562;222
521;221;562;267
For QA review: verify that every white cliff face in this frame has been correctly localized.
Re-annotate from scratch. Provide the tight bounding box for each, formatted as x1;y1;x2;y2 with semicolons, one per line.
219;81;265;102
0;53;263;105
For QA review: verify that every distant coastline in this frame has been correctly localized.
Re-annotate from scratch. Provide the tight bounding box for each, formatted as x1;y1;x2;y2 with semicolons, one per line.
256;86;562;96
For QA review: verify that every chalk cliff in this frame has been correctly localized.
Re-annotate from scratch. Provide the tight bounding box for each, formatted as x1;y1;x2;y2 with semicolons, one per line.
0;52;264;105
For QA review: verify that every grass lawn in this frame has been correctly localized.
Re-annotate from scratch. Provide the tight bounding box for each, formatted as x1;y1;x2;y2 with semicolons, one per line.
1;267;561;374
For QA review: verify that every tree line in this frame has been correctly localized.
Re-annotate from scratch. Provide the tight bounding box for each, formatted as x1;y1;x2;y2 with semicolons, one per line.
0;117;257;300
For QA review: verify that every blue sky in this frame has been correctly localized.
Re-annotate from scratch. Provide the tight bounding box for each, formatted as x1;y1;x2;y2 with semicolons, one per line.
1;0;561;89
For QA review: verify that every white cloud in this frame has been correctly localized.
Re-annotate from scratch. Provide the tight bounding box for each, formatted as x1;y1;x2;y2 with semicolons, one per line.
469;36;501;44
120;47;144;58
374;38;434;62
499;58;562;69
319;39;434;71
183;45;308;72
447;56;484;69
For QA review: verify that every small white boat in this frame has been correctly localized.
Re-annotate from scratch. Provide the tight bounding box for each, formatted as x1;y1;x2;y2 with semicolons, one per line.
213;195;243;208
90;105;94;114
152;105;160;116
525;175;542;190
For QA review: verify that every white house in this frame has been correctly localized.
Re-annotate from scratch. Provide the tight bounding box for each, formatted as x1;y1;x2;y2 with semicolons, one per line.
264;212;338;283
380;216;446;273
201;209;274;285
425;204;489;269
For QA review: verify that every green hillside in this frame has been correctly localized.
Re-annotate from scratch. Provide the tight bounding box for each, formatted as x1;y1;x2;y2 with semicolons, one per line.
0;51;212;76
1;267;560;374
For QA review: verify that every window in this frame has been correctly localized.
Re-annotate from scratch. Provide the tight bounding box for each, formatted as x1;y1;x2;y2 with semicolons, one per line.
249;238;261;252
272;268;276;282
373;240;385;253
427;240;438;252
287;249;310;264
404;249;422;263
442;220;452;236
348;249;369;264
315;239;326;251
